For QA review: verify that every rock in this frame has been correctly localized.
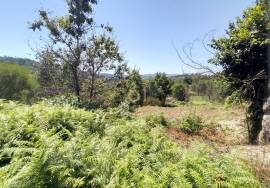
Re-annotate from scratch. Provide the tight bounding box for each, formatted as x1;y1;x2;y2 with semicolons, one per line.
259;97;270;144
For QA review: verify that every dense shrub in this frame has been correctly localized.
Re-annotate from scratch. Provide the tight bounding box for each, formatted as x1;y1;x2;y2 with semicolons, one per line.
0;100;262;187
0;63;38;103
178;113;205;134
172;82;188;101
145;113;167;127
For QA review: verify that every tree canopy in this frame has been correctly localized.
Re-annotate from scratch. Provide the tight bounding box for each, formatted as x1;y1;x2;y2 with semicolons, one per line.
210;0;270;143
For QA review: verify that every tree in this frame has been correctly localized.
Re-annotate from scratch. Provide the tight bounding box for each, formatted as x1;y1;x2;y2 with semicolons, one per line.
85;35;123;101
126;69;144;106
210;0;270;144
35;49;70;96
172;82;188;101
30;0;115;101
147;73;173;106
183;76;192;85
0;63;38;103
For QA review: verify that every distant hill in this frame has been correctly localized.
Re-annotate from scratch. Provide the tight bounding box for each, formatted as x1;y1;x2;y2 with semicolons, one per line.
0;56;37;67
141;74;183;80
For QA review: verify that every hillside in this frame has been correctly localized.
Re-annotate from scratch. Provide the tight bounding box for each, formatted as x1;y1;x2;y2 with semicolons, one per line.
0;56;37;67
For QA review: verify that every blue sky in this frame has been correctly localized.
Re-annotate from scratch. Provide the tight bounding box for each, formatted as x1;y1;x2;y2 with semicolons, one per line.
0;0;255;74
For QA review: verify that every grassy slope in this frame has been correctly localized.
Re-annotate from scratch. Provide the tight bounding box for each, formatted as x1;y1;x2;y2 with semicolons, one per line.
0;100;264;187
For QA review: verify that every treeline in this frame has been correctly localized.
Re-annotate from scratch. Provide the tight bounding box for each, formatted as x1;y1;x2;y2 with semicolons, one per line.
0;56;37;67
0;59;226;109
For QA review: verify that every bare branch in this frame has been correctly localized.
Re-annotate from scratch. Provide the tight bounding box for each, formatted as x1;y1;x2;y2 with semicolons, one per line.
202;30;216;55
172;39;217;75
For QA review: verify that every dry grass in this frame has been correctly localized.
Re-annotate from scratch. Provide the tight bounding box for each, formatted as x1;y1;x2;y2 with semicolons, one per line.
136;104;243;122
166;125;227;147
136;104;247;144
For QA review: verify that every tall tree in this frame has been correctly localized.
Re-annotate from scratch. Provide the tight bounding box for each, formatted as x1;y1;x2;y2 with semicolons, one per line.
210;0;270;144
85;35;122;101
30;0;114;101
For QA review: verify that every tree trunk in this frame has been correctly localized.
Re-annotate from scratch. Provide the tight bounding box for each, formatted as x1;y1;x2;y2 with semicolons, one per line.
259;41;270;144
247;101;263;144
72;67;80;101
259;98;270;144
89;72;95;102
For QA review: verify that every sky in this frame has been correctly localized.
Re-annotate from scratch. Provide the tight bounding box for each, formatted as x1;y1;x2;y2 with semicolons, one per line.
0;0;255;74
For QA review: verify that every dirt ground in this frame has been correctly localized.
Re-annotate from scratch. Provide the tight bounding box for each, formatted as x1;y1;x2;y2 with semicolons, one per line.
136;105;270;183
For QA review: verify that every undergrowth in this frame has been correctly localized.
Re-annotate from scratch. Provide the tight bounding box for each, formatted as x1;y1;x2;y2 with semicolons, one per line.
177;113;205;134
0;100;263;187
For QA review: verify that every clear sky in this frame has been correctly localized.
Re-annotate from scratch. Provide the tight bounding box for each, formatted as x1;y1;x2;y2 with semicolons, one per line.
0;0;255;74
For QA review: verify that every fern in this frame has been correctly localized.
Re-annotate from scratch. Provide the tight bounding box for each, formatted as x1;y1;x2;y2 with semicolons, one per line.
0;100;264;187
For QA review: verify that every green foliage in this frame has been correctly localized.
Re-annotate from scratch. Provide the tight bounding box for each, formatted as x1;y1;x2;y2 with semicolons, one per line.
178;113;205;134
0;63;38;103
183;76;193;85
172;82;188;101
224;91;242;108
210;1;270;143
0;100;262;187
145;113;167;127
31;0;122;101
145;73;173;106
0;102;260;188
43;95;81;107
127;69;144;106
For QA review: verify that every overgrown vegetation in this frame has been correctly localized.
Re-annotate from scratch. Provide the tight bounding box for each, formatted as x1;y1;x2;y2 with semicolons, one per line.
0;100;263;187
177;113;205;134
0;0;269;186
0;56;37;67
210;0;270;143
0;63;38;103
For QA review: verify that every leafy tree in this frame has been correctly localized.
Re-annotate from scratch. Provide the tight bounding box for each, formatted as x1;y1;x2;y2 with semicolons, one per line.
126;69;144;106
210;0;270;143
35;50;70;96
98;63;129;108
147;73;173;106
172;82;188;101
85;35;123;101
0;63;38;103
183;76;193;85
30;0;117;101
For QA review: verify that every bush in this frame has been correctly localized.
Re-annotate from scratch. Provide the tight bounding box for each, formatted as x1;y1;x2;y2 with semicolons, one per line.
145;113;167;127
43;95;81;107
172;83;188;101
178;113;205;134
0;63;38;103
0;100;262;187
